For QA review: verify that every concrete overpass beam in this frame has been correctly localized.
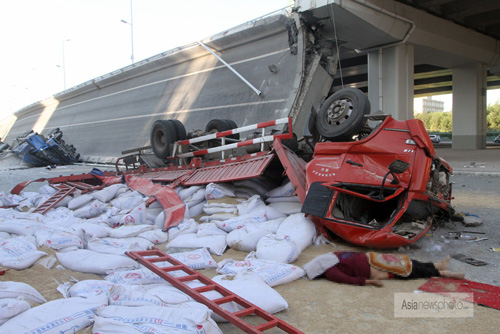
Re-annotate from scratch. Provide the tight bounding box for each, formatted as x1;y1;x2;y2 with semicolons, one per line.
368;44;414;120
452;64;487;149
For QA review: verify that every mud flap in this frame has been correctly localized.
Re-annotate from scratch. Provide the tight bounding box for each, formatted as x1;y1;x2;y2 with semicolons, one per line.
301;182;334;218
125;175;185;230
273;138;307;202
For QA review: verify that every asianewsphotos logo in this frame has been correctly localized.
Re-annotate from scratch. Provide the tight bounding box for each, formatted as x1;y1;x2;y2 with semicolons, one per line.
394;292;474;318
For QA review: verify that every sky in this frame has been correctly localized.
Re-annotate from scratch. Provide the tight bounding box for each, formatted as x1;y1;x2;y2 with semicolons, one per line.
1;0;499;121
0;0;292;120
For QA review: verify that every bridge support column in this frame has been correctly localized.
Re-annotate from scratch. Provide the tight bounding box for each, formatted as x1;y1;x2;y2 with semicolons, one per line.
368;44;414;120
452;64;487;149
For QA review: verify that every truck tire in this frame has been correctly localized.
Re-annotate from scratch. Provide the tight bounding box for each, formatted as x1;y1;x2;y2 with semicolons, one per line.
316;88;370;141
205;119;240;140
151;120;176;159
168;119;187;141
222;119;240;140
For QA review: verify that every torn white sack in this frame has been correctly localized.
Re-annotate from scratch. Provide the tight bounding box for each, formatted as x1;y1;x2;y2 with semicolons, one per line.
0;294;108;334
216;253;305;287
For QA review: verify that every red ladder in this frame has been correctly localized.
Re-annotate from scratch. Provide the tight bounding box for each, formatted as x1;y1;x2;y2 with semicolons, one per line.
33;182;105;214
33;184;76;214
126;249;304;334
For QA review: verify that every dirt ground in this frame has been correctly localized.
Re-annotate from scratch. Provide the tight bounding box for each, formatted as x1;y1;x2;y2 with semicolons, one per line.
1;150;499;333
3;241;498;334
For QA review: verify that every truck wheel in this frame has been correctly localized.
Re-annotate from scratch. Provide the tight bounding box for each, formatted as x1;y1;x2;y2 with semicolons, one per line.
222;119;240;140
206;119;240;140
168;119;187;141
151;120;176;159
316;88;370;141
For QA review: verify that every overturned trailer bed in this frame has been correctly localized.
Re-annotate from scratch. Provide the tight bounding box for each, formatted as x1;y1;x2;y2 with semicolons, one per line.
12;111;454;249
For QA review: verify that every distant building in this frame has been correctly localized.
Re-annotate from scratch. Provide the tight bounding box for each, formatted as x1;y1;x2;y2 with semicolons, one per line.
414;96;445;114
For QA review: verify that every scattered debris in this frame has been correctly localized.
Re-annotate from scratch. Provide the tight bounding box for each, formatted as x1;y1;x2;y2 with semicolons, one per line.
452;254;488;266
7;128;81;167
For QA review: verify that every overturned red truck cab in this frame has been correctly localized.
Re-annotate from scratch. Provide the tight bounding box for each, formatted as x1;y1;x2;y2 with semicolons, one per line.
301;114;453;248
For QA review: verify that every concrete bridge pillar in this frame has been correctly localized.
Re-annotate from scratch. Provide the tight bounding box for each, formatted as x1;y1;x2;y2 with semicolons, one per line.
452;64;487;149
368;44;414;120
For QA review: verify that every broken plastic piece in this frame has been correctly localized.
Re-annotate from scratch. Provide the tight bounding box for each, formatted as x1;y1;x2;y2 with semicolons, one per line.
452;254;488;266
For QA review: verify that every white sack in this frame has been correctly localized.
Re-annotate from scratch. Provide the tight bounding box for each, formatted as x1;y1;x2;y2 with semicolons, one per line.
0;236;47;270
202;205;237;215
137;229;169;244
105;268;164;285
0;294;108;333
119;203;147;225
91;184;125;203
196;222;227;237
236;195;266;215
91;317;143;334
108;224;153;238
266;180;295;198
56;248;139;275
276;213;316;252
0;281;47;304
266;196;301;203
213;270;288;315
153;211;165;230
69;279;114;298
216;253;305;287
0;219;41;236
255;234;300;263
67;194;93;210
268;201;303;215
34;227;83;250
199;213;236;223
226;224;274;252
177;185;203;201
87;237;153;255
71;222;111;240
169;247;217;269
95;303;221;334
0;298;31;326
38;184;58;195
184;188;206;206
110;194;144;211
166;233;227;256
167;218;198;241
205;183;235;200
187;200;206;217
73;200;107;219
108;284;168;307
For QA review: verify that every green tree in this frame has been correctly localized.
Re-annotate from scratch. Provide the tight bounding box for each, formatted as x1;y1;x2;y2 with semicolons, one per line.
415;111;452;132
487;101;500;130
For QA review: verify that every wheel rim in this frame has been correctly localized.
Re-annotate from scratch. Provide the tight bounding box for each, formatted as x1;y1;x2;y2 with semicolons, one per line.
325;98;353;127
154;130;166;147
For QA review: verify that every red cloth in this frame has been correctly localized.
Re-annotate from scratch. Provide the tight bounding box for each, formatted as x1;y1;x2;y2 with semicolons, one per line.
418;278;500;310
324;252;371;286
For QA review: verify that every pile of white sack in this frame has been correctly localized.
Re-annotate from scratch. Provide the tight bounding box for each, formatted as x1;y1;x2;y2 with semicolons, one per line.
0;176;319;332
